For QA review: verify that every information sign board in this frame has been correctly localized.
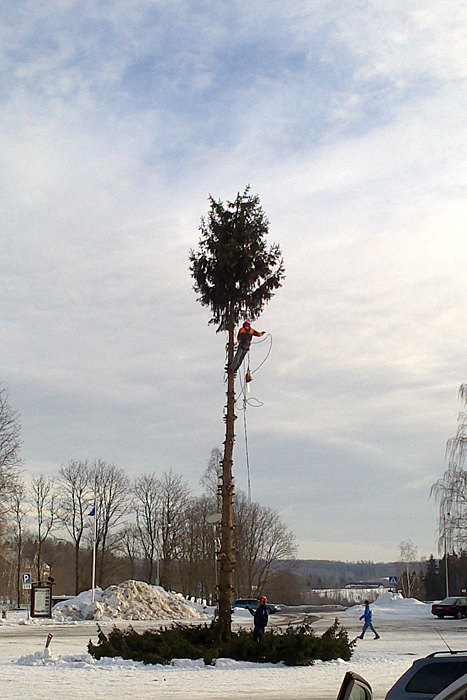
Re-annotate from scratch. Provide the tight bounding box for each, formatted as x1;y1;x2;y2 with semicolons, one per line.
30;583;52;618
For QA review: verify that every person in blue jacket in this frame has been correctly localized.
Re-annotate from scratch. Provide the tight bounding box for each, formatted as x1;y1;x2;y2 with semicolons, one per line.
358;600;380;639
253;595;269;642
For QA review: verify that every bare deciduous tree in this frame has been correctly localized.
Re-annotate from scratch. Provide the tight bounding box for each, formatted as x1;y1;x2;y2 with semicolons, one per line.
118;523;142;581
91;460;130;587
158;470;192;589
397;539;418;598
431;384;467;553
200;448;222;505
179;494;219;602
233;491;296;596
7;479;28;606
57;460;93;594
133;473;161;584
31;475;56;581
0;386;22;515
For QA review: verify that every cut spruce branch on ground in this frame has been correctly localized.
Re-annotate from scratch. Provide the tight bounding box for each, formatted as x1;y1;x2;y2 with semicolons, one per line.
88;619;353;666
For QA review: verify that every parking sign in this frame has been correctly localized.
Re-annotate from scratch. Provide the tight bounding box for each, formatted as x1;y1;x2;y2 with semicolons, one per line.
22;573;32;589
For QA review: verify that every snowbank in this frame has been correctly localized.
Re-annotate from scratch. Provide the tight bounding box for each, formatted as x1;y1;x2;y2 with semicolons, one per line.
232;607;254;619
16;652;281;669
344;592;432;619
53;580;203;621
17;647;57;665
4;609;30;623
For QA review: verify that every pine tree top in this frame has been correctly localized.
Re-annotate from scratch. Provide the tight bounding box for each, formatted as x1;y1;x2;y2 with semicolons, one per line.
189;187;285;332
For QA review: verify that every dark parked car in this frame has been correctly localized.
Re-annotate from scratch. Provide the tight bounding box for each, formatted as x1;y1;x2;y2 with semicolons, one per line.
385;651;467;700
431;597;467;619
231;598;281;615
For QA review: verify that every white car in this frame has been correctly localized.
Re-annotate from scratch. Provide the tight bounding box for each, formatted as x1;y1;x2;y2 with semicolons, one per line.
385;651;467;700
337;670;467;700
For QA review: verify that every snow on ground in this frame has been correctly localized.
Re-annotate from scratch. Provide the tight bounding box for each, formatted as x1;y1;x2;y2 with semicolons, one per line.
343;592;433;619
53;580;203;621
0;590;463;700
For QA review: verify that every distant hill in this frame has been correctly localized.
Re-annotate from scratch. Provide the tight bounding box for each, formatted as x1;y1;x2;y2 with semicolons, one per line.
274;559;401;587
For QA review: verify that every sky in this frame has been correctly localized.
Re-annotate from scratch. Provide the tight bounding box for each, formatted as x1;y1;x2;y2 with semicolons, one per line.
2;0;467;562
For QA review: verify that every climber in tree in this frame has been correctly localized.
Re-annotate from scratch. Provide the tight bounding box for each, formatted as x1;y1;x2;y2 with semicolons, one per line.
230;320;265;372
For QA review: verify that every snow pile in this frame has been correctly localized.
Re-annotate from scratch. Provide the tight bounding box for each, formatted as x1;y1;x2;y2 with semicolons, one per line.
53;580;202;621
18;647;57;665
16;652;281;670
344;592;432;619
232;607;254;619
4;609;30;623
53;588;99;621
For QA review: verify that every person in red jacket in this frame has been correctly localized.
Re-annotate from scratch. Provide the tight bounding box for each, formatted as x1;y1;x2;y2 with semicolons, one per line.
230;321;265;372
238;320;264;348
253;595;269;642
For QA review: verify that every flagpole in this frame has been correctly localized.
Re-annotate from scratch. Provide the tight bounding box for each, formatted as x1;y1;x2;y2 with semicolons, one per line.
91;510;97;603
91;477;97;603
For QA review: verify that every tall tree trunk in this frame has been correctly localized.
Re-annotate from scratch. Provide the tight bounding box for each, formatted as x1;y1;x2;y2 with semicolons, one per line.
148;558;154;585
74;541;80;595
36;540;42;582
16;533;22;608
218;321;236;638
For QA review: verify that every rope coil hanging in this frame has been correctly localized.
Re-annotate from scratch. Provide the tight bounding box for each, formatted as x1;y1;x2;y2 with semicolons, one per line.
233;333;273;501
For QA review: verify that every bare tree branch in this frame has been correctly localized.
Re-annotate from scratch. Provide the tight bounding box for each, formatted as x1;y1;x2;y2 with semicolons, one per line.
57;460;94;594
31;475;56;581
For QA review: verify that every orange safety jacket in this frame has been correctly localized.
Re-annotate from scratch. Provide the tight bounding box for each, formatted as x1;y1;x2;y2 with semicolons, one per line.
237;326;263;349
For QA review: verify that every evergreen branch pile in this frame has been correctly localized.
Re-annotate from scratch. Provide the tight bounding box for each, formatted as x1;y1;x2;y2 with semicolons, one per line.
88;619;353;666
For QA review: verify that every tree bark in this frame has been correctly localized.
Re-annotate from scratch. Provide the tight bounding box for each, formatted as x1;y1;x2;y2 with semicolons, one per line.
74;541;80;596
16;532;22;608
217;321;236;638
